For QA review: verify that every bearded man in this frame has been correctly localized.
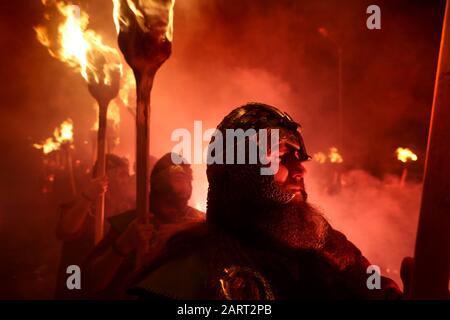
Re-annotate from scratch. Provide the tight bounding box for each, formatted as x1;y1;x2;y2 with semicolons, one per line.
130;103;402;300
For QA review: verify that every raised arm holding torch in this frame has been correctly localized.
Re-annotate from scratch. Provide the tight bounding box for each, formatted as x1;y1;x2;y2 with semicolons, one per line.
87;60;121;244
34;1;123;243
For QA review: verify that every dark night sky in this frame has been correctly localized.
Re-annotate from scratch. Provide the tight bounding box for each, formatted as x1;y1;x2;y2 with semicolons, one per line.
0;0;446;298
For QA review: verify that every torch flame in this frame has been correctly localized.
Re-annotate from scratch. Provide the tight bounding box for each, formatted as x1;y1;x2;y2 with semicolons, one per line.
35;25;51;47
313;152;327;164
55;119;74;143
119;68;136;107
396;147;418;163
92;101;121;131
127;0;145;21
166;0;175;41
33;138;60;155
112;0;125;34
113;0;175;41
108;101;121;129
329;147;344;163
35;1;122;85
58;3;90;80
313;147;343;164
33;118;74;154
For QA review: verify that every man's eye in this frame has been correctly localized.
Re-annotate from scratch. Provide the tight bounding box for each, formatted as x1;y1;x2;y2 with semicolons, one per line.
281;150;302;162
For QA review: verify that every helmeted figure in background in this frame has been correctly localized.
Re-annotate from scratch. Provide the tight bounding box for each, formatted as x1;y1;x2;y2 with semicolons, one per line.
130;103;402;300
83;153;203;299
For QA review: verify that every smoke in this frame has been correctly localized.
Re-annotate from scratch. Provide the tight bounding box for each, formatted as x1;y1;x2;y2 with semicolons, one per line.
307;166;422;286
183;66;296;211
0;0;445;298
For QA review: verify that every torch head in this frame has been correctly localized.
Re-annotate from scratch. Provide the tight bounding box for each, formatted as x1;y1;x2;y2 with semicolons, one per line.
87;62;121;106
114;0;174;74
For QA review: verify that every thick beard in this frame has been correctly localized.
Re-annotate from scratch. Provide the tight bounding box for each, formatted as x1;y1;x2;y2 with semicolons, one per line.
253;201;330;251
207;164;328;250
150;190;190;222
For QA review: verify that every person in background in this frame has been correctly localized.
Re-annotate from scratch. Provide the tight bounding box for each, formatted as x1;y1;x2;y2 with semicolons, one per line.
54;154;134;299
83;153;204;299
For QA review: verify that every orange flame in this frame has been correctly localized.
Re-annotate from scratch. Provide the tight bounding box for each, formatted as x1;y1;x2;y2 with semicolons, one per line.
92;101;121;131
113;0;175;41
54;118;74;143
35;1;122;84
34;118;74;154
33;138;60;155
313;152;327;164
396;147;418;163
112;0;126;34
119;68;136;107
329;147;343;163
313;147;344;164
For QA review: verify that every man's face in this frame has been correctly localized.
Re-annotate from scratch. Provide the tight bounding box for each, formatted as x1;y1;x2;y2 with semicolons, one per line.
166;171;193;205
272;140;307;202
107;166;130;192
154;170;193;222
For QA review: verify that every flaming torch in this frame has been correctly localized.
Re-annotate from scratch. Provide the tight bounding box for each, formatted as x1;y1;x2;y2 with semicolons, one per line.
113;0;174;264
33;137;61;157
85;46;121;244
55;119;76;196
312;147;344;164
312;147;344;194
328;147;344;192
313;152;327;164
34;119;75;195
328;147;343;164
396;147;418;187
35;1;122;243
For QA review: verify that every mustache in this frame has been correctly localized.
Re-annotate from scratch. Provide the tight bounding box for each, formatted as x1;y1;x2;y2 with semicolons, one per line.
285;178;308;202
